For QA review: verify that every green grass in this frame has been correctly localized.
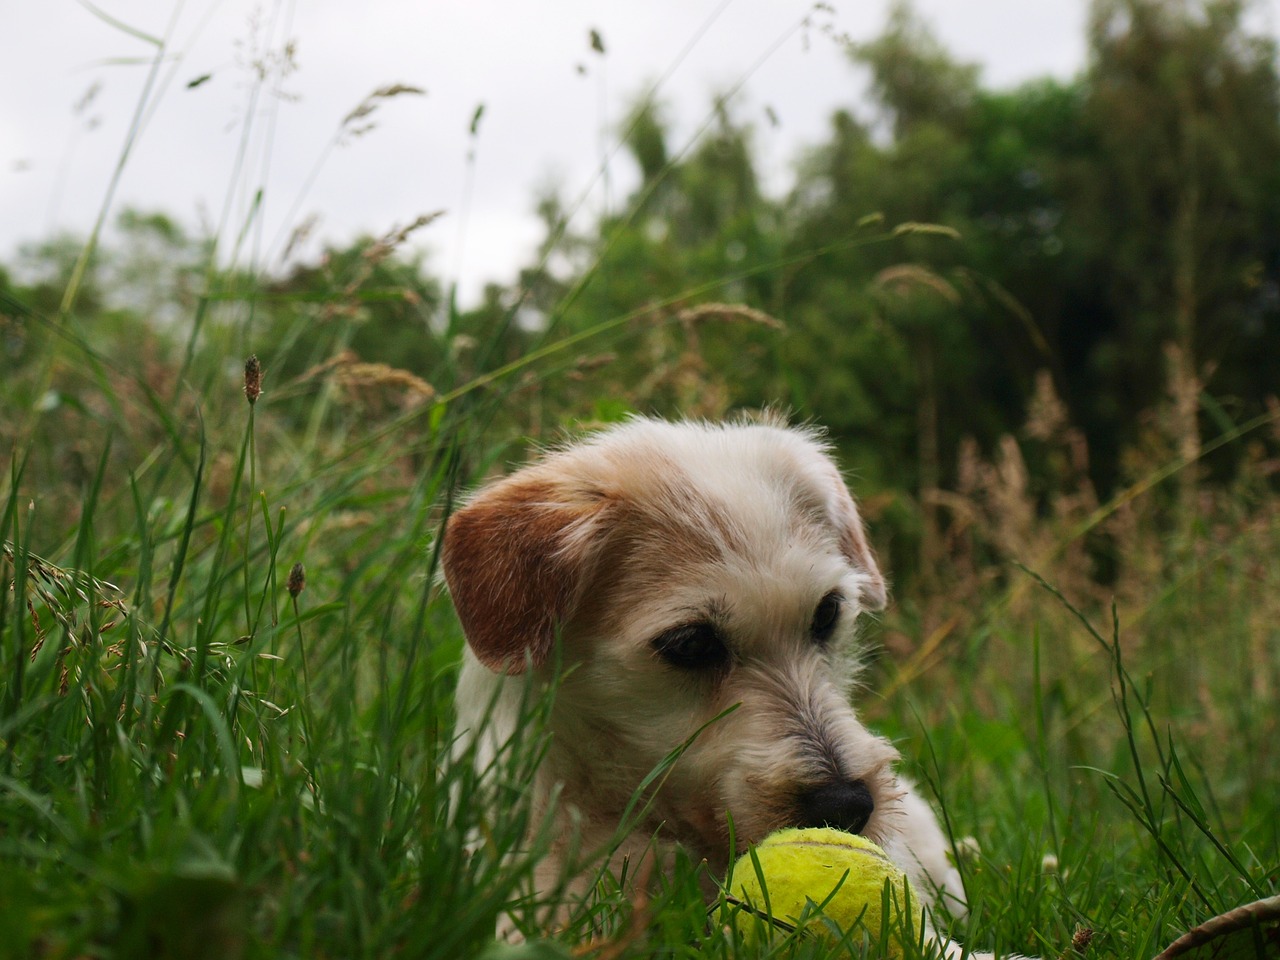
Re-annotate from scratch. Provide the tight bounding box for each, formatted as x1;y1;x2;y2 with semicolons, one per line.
2;8;1277;959
2;286;1277;959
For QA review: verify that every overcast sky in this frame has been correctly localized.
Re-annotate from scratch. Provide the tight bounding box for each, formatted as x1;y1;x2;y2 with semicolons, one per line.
4;1;1269;307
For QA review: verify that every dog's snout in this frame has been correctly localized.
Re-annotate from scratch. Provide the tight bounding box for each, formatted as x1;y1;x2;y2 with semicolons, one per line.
796;778;875;835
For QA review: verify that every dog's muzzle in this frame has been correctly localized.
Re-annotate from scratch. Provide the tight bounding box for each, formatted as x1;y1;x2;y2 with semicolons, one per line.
795;778;875;835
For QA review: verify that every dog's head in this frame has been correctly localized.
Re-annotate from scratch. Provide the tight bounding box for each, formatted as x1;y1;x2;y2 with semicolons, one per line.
443;416;900;869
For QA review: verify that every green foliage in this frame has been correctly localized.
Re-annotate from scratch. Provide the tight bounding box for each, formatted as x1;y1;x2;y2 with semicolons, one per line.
0;293;554;958
2;327;1276;957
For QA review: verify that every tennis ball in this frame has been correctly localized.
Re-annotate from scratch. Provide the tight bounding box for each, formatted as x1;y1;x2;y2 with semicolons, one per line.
724;826;925;955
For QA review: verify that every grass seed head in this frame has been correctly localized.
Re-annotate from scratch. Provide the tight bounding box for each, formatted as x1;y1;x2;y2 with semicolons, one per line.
244;354;262;405
287;562;306;598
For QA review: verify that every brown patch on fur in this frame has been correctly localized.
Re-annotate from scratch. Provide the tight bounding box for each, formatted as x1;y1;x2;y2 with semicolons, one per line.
442;474;615;673
809;458;888;610
580;454;728;586
831;496;887;609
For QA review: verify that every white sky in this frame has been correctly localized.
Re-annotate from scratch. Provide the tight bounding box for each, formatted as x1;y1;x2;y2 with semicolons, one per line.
0;0;1246;307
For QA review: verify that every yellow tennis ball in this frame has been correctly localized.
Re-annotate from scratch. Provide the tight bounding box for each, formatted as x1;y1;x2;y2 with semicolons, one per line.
724;826;925;955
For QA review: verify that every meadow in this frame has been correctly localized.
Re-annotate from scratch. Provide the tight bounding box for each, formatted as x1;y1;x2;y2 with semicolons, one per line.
2;2;1278;958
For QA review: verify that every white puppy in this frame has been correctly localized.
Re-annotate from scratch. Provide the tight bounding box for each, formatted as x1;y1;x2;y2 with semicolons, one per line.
445;416;1018;957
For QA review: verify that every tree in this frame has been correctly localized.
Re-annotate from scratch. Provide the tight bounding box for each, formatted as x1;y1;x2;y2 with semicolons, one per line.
1086;0;1280;519
852;0;980;140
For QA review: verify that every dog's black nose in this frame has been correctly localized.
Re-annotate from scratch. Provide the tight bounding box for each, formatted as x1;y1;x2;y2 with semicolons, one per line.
796;778;875;835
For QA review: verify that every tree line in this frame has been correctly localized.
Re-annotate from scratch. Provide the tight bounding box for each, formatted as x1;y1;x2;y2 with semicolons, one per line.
4;0;1278;586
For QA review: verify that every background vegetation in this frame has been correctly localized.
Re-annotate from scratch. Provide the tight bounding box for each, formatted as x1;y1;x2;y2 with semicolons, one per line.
1;1;1276;958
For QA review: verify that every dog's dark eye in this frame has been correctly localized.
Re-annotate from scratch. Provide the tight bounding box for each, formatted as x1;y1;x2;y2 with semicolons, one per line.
810;592;843;644
651;622;729;670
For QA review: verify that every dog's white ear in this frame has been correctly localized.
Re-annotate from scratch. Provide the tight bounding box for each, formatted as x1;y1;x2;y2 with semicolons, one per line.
442;473;613;674
813;458;888;611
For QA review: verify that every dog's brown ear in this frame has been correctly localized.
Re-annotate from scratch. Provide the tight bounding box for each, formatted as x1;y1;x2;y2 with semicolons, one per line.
814;460;888;611
442;474;613;674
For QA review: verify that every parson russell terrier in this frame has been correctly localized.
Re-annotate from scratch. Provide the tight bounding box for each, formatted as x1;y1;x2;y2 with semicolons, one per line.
443;416;1029;959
